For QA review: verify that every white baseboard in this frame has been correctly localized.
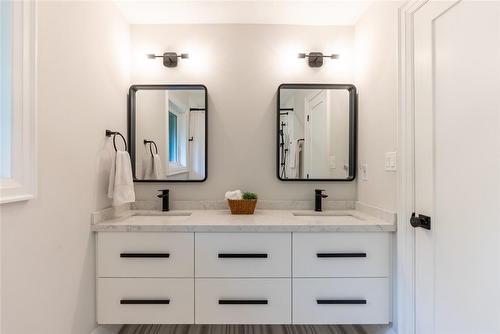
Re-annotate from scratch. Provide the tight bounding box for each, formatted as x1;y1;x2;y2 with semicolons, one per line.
90;325;123;334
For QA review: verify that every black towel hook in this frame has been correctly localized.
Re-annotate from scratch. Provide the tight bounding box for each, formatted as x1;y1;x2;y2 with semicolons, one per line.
106;130;127;152
143;139;158;157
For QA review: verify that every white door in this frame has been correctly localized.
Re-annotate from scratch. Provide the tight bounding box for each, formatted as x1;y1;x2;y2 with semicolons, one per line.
304;90;329;178
413;1;500;334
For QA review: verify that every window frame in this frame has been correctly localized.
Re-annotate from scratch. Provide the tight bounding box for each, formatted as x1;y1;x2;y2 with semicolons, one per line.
0;1;37;204
168;111;178;163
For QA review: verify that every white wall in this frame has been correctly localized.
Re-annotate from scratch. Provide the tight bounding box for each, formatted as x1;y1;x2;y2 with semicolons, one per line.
355;2;400;211
354;4;400;334
0;2;129;333
130;24;357;201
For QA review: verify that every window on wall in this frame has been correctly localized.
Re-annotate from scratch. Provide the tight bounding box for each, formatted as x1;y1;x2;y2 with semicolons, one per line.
0;1;12;180
0;1;37;204
166;98;188;176
168;112;178;163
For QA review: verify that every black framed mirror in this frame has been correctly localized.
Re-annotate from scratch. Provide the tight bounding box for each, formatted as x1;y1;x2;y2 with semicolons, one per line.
277;84;357;181
128;84;207;182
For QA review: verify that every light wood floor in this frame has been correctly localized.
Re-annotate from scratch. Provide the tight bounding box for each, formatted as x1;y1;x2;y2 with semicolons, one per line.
119;325;390;334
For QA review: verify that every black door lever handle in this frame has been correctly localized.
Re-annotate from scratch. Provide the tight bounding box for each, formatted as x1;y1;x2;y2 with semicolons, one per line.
410;212;431;230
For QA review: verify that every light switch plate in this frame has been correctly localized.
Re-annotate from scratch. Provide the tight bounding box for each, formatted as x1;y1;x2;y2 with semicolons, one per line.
385;152;397;171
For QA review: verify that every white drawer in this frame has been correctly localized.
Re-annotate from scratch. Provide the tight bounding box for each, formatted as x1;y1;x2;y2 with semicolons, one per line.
97;278;194;324
195;278;291;324
293;278;390;324
97;232;194;278
195;233;291;277
293;233;390;277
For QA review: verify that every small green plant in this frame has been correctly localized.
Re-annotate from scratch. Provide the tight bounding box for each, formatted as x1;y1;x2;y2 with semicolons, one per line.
242;192;258;200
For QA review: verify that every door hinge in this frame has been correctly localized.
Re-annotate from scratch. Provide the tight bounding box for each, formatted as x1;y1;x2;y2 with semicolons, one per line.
307;115;310;122
410;212;431;230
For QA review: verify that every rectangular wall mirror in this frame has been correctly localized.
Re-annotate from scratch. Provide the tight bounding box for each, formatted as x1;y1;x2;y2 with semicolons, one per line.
129;84;207;182
277;84;356;181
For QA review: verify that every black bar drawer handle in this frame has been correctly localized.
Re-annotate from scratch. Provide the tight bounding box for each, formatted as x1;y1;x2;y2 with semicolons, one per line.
120;253;170;258
120;299;170;305
317;299;367;305
316;253;366;258
219;299;268;305
218;253;268;259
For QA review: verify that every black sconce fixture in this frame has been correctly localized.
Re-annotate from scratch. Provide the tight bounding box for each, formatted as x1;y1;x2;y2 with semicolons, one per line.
147;52;189;68
298;52;339;67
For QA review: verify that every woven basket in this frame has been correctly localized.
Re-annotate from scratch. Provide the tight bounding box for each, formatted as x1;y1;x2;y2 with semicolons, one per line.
227;199;257;215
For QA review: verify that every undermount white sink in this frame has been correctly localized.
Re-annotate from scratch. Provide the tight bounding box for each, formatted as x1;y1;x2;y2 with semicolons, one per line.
292;212;365;220
132;212;192;217
293;212;351;217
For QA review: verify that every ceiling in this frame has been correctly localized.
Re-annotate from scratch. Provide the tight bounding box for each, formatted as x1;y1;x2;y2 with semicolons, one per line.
114;1;374;26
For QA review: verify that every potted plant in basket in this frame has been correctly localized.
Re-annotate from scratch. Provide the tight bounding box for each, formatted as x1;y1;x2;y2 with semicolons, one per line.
227;192;258;214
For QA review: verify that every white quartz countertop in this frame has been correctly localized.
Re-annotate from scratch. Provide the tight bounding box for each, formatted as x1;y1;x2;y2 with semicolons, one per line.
91;209;396;232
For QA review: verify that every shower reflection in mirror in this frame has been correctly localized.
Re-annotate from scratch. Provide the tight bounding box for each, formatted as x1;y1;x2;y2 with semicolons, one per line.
130;85;207;182
278;84;356;181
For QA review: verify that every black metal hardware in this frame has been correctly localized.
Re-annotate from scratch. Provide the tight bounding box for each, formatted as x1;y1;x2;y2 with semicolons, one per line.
120;253;170;258
188;136;194;142
277;84;357;182
128;84;208;182
317;299;366;305
147;52;188;68
317;253;366;258
218;253;268;259
315;189;328;212
106;130;127;152
157;189;170;212
219;299;268;305
120;299;170;305
143;139;158;157
279;120;288;178
410;212;431;230
298;52;340;67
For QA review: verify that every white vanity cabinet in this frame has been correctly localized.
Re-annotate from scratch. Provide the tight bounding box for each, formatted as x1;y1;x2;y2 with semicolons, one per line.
292;233;391;324
96;231;392;325
96;232;194;324
195;233;291;277
195;233;291;323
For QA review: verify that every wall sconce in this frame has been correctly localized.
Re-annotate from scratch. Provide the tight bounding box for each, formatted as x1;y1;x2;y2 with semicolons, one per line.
298;52;339;67
147;52;189;68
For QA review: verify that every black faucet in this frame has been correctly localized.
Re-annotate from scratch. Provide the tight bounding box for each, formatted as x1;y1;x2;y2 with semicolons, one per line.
157;189;170;211
315;189;328;212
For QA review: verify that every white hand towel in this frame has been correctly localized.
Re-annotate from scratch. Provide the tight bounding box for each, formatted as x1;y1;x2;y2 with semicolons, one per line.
108;150;135;206
143;154;163;180
151;154;163;179
288;139;297;168
224;189;243;200
142;156;152;180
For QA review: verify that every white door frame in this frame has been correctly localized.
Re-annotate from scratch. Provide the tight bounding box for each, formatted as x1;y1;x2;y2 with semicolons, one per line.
396;1;460;333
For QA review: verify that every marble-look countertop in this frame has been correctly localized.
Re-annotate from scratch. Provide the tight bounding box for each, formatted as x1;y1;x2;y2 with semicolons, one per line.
91;208;396;233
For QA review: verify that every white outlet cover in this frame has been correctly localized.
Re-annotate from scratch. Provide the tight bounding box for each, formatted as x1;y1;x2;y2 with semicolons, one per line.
329;155;336;169
360;163;368;180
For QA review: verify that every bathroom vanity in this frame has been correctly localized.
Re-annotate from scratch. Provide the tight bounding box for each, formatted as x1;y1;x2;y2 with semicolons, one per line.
96;79;394;326
92;208;395;325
